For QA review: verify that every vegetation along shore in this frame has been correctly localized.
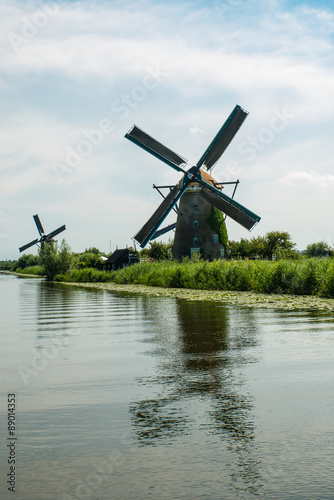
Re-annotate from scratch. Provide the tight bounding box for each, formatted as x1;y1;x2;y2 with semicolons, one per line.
2;232;334;312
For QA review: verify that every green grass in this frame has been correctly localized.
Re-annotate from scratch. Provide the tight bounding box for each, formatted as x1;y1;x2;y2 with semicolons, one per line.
15;265;44;276
55;258;334;298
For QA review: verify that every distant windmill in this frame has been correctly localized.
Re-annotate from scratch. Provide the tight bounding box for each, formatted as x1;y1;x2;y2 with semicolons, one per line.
19;214;66;253
125;105;261;260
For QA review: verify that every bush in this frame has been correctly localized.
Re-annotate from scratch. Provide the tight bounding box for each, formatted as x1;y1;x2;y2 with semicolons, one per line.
19;265;44;276
13;253;40;271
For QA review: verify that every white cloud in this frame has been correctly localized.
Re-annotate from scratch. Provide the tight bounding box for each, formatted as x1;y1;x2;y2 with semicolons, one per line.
283;169;334;188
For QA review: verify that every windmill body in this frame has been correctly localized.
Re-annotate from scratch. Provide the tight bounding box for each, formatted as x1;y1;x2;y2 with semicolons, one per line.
173;171;226;260
125;105;261;260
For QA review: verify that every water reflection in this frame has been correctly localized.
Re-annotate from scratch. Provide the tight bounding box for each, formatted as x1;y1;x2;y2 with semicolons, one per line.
130;298;263;495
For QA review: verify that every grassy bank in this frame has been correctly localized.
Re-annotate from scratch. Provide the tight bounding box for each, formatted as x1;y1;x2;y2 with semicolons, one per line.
3;266;44;277
56;258;334;298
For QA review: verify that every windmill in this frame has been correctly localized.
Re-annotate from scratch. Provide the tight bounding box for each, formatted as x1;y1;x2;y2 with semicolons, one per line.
125;105;261;260
19;214;66;253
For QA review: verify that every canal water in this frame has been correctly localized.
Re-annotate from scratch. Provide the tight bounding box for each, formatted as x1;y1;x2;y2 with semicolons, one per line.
0;273;334;500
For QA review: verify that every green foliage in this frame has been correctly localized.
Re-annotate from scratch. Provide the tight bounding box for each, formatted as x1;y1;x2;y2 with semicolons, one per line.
230;231;297;259
147;241;169;260
305;241;331;257
39;240;73;280
8;233;334;299
13;253;40;271
84;247;101;255
39;244;59;280
56;268;112;283
101;258;334;297
18;265;44;276
74;247;107;270
58;240;74;274
207;206;228;246
264;231;296;259
0;260;16;271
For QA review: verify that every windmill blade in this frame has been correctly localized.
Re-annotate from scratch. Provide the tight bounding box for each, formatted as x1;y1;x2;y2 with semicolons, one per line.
46;225;66;240
125;125;187;172
197;105;249;171
198;180;260;230
33;214;45;236
151;223;176;239
134;185;185;247
19;239;39;253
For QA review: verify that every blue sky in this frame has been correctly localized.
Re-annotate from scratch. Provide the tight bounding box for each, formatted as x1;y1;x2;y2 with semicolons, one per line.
1;0;334;259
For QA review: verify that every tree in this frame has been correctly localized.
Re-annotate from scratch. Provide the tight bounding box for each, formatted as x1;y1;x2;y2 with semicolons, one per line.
305;241;330;257
39;239;73;280
39;243;59;280
250;236;266;257
58;240;74;274
84;247;101;255
13;253;40;271
263;231;297;259
230;231;297;259
148;241;169;260
75;247;107;270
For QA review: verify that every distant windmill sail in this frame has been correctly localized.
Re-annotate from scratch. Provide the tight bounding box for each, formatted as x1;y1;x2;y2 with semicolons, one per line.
19;214;66;252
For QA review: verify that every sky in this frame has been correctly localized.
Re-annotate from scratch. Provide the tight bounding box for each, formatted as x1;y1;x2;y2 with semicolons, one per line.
0;0;334;259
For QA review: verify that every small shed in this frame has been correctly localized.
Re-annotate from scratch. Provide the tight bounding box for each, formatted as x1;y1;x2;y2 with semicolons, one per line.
105;249;139;271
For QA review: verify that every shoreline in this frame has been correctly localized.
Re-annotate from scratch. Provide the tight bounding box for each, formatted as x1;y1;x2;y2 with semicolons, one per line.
3;271;334;312
0;270;42;278
59;281;334;313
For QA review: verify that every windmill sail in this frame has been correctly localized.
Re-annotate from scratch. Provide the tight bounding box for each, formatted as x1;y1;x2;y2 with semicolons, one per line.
46;225;66;240
198;105;248;170
125;126;187;172
134;185;185;247
19;239;39;253
151;223;176;239
33;214;45;236
199;182;260;230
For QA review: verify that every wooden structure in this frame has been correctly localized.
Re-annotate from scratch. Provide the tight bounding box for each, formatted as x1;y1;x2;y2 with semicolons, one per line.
105;249;139;271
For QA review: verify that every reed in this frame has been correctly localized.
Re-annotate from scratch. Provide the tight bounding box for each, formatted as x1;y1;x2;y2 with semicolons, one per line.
56;258;334;298
110;258;334;297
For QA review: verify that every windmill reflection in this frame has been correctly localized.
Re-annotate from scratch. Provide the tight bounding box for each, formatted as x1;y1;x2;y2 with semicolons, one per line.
130;298;262;495
130;298;259;445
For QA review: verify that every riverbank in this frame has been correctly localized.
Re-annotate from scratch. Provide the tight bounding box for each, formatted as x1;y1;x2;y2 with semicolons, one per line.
60;281;334;313
4;268;334;312
0;270;42;278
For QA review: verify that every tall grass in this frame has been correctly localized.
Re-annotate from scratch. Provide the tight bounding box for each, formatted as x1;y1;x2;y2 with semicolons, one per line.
56;258;334;298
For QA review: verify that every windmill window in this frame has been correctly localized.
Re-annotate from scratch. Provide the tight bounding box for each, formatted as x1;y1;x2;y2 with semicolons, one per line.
193;205;199;210
193;220;198;228
193;237;198;245
213;235;218;243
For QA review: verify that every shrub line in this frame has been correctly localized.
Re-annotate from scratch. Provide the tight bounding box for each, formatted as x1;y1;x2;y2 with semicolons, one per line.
54;258;334;299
